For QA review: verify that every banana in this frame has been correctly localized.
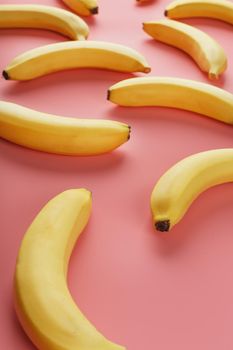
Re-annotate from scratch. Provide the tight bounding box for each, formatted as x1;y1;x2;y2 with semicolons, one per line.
62;0;98;16
2;41;151;81
165;0;233;25
0;4;89;40
150;149;233;231
143;19;227;79
108;77;233;124
0;101;130;155
14;189;125;350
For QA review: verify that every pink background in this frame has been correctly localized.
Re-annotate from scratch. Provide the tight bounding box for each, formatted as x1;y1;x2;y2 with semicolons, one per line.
1;0;233;349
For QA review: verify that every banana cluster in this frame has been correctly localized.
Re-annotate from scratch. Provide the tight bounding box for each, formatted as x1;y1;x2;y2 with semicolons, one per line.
137;0;233;230
143;0;233;78
0;5;150;155
2;1;233;350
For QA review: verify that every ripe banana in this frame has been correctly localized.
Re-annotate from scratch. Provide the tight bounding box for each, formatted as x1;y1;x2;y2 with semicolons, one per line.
143;19;227;79
62;0;98;16
14;189;125;350
0;4;89;40
151;149;233;231
3;41;151;81
165;0;233;25
0;101;130;155
108;77;233;124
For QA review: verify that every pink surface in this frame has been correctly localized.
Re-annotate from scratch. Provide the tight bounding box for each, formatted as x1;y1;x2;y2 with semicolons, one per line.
1;0;233;349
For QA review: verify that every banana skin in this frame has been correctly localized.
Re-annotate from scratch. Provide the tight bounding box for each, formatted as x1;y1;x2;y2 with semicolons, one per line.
0;101;130;155
2;41;151;81
143;19;227;79
62;0;98;16
151;149;233;231
165;0;233;25
0;4;89;40
108;77;233;125
14;189;126;350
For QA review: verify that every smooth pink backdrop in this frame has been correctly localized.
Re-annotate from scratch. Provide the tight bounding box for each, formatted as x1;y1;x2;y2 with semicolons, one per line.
1;0;233;349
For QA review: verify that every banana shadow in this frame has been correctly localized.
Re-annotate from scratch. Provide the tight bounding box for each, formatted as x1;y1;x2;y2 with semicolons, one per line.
9;304;37;349
135;0;157;8
106;104;233;141
0;138;128;174
179;18;233;33
0;28;70;43
1;69;135;97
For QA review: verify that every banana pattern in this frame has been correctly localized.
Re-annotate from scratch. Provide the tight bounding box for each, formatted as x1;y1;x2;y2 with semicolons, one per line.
1;1;233;348
14;189;125;350
165;0;233;25
108;77;233;124
3;41;151;81
0;4;89;40
62;0;98;16
0;101;130;155
151;149;233;231
143;19;227;79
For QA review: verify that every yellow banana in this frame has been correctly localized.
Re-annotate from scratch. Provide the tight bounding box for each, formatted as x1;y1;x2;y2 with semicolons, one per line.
165;0;233;25
14;189;125;350
108;77;233;124
0;4;89;40
3;41;151;81
143;19;227;79
0;101;130;155
62;0;98;16
150;149;233;231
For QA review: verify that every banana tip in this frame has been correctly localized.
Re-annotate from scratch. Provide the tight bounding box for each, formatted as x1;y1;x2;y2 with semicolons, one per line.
155;220;170;232
144;67;151;74
80;188;92;198
142;22;148;33
127;126;131;140
208;72;219;80
90;7;98;14
2;70;9;80
107;90;111;100
164;10;168;16
77;34;87;41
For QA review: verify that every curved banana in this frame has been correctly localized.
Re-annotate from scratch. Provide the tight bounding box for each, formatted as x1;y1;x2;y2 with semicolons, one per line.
151;149;233;231
0;101;130;155
165;0;233;25
108;77;233;124
14;189;125;350
62;0;98;16
0;4;89;40
2;41;151;81
143;19;227;79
